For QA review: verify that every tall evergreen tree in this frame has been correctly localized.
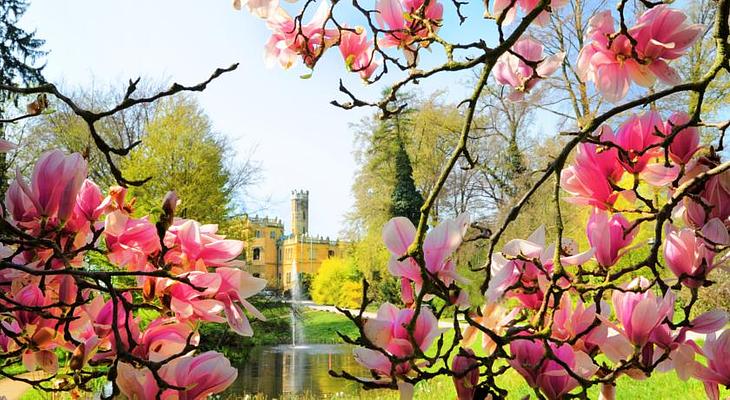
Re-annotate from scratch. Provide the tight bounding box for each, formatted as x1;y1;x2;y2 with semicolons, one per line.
389;135;424;226
0;0;46;194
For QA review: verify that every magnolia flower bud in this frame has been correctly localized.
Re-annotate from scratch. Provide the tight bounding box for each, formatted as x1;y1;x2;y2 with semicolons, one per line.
69;343;86;371
452;348;479;400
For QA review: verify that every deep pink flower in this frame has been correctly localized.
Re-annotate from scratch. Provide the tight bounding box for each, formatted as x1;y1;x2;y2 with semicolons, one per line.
586;209;637;267
376;0;443;54
561;128;624;209
666;112;700;165
164;219;244;271
339;29;379;80
609;112;665;174
215;267;267;336
486;226;593;309
494;36;565;101
354;303;441;376
163;272;226;323
509;337;597;400
681;164;730;228
13;284;46;326
611;277;675;346
382;214;469;305
75;180;105;222
138;318;199;362
5;150;87;226
492;0;568;26
664;218;729;288
159;351;238;400
452;348;479;400
577;7;703;102
552;295;608;353
90;294;141;353
693;329;730;400
104;210;161;270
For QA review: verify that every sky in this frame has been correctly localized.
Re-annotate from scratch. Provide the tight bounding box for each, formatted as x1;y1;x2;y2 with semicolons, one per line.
19;0;501;238
19;0;505;238
17;1;356;238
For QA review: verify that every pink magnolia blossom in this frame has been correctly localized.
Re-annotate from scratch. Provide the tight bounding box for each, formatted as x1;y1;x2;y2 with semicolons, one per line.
611;277;675;346
586;209;637;267
13;284;46;326
462;302;518;355
577;7;703;102
5;150;88;226
509;337;597;400
339;29;379;80
21;326;59;374
215;267;267;336
354;303;441;376
375;0;443;54
666;112;700;165
89;294;141;354
486;226;593;309
159;351;238;400
494;36;565;101
382;214;469;305
164;219;244;271
692;329;730;400
664;218;729;288
681;163;730;228
116;362;160;400
0;139;16;152
552;295;608;353
138;318;199;362
491;0;568;26
452;348;479;400
163;272;226;323
233;0;278;19
561;128;625;209
104;210;161;270
264;2;336;69
74;180;105;222
609;112;665;174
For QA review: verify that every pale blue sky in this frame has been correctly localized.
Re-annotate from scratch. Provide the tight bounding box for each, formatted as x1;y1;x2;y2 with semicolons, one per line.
20;0;495;237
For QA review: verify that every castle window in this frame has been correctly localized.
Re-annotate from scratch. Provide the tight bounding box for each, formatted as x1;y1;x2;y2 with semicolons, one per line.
255;230;261;238
328;250;335;258
270;231;276;239
253;248;261;261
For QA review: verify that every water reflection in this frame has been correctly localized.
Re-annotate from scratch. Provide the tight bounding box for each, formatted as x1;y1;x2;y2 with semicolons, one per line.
225;344;371;398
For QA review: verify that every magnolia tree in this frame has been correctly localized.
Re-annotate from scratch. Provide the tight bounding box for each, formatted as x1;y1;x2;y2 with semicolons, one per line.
230;0;730;399
0;66;270;399
1;0;730;399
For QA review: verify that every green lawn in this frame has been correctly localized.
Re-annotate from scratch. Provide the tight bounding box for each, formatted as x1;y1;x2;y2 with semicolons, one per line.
15;308;730;399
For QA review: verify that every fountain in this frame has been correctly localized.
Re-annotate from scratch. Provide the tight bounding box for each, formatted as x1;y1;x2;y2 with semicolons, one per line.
290;260;305;348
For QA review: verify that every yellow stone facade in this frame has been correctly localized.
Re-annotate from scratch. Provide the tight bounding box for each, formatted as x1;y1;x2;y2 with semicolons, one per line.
237;191;346;290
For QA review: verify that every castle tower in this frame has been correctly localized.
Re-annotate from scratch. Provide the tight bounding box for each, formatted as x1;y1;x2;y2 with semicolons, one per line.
291;190;309;236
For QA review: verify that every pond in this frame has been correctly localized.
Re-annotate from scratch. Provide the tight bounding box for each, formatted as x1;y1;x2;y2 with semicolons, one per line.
223;344;374;399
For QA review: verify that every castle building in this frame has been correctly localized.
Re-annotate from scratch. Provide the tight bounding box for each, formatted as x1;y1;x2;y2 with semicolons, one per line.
239;190;346;290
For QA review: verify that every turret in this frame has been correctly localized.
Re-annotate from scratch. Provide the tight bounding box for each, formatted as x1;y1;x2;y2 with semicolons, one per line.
291;190;309;236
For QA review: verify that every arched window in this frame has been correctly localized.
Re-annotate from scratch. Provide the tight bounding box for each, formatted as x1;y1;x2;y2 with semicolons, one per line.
253;248;261;260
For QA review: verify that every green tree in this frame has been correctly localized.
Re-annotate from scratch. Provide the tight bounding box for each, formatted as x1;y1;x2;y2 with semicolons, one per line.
122;95;255;223
0;0;46;195
390;136;423;225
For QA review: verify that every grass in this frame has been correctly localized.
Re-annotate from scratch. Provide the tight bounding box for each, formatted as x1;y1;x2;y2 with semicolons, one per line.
302;309;360;343
14;307;730;399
